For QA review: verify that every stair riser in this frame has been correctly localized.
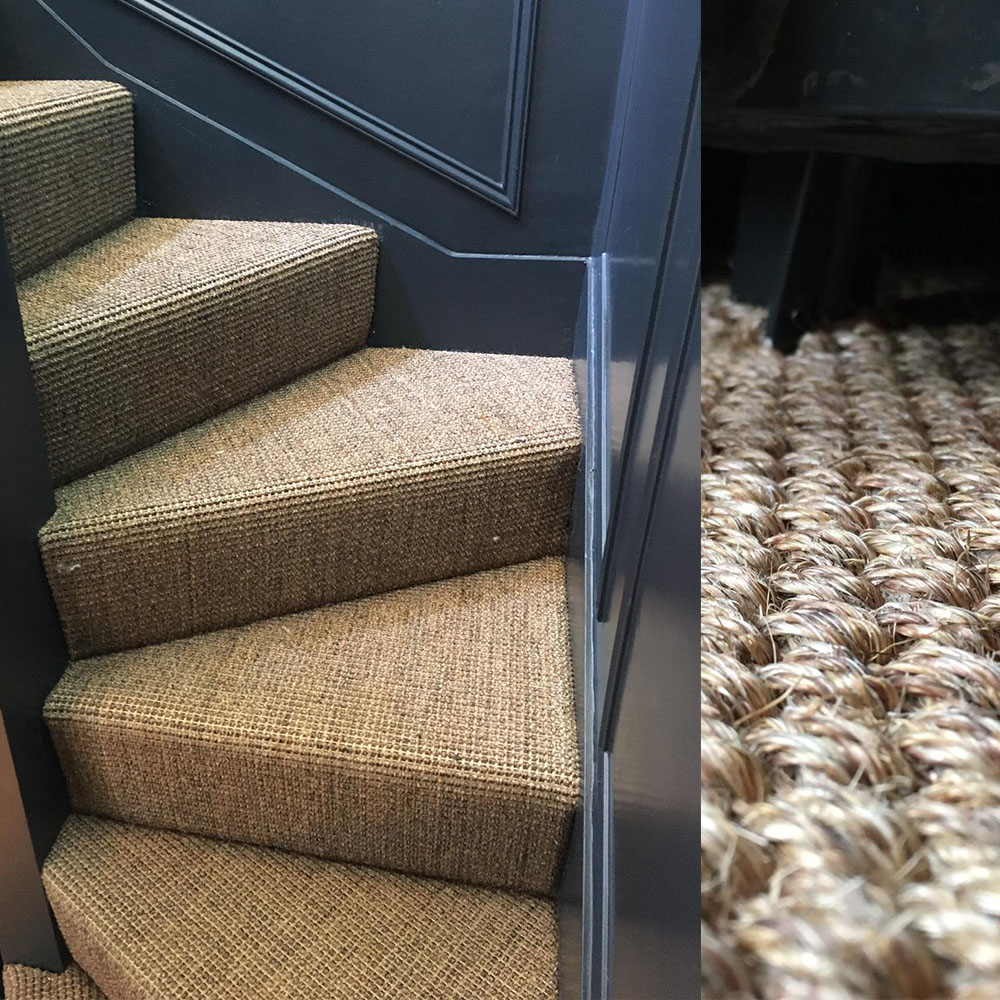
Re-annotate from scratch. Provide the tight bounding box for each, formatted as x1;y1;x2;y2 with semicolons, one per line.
42;446;578;657
25;233;378;484
1;87;134;279
50;726;576;894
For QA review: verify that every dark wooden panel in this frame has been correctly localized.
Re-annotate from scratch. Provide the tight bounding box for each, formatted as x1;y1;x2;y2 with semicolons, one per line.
588;0;700;728
557;1;701;994
742;0;1000;117
707;0;1000;162
598;124;701;726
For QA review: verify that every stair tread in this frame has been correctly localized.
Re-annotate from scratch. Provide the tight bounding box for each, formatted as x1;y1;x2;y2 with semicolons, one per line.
20;217;378;483
0;80;134;279
44;815;558;1000
40;348;580;658
45;559;579;893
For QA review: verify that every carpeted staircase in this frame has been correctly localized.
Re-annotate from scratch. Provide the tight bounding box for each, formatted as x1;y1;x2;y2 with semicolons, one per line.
0;80;581;1000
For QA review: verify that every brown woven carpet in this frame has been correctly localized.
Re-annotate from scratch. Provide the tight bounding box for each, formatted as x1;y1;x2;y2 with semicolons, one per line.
3;964;104;1000
41;347;580;658
702;285;1000;999
2;77;578;997
45;815;559;1000
45;558;579;894
0;81;133;279
20;218;378;484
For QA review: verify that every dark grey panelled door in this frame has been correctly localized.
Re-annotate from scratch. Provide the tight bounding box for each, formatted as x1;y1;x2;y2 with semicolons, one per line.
602;281;700;999
589;0;701;994
595;0;700;722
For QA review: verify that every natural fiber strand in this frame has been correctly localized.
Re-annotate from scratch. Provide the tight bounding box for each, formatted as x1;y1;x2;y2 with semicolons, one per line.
702;284;1000;999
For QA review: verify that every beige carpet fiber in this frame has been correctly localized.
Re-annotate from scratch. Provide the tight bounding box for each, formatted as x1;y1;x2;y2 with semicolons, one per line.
702;285;1000;999
41;347;580;658
21;218;378;483
0;81;133;279
45;816;559;1000
46;558;579;894
3;964;104;1000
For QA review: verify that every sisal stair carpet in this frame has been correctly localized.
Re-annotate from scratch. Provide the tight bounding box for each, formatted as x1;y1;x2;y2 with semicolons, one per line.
40;347;579;659
702;284;1000;999
21;217;378;484
0;81;581;999
0;81;133;279
45;559;579;895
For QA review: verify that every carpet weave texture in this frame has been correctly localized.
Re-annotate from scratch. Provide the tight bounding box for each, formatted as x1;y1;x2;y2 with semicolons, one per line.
41;347;580;658
1;77;578;998
0;81;133;279
20;218;378;483
3;964;104;1000
46;559;580;894
45;816;559;1000
702;285;1000;999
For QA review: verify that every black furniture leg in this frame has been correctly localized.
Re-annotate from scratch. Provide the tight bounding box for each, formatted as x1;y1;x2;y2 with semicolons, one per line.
731;152;884;351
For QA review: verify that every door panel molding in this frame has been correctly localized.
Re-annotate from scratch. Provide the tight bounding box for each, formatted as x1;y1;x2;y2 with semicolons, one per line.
112;0;537;212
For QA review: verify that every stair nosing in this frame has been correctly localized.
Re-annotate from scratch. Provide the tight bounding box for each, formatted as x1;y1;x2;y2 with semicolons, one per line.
49;711;582;803
0;82;130;126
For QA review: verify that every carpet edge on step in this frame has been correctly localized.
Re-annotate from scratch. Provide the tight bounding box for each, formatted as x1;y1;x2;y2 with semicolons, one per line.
2;963;105;1000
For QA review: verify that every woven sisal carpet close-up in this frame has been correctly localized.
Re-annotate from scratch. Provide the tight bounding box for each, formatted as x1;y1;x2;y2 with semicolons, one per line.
702;285;1000;999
